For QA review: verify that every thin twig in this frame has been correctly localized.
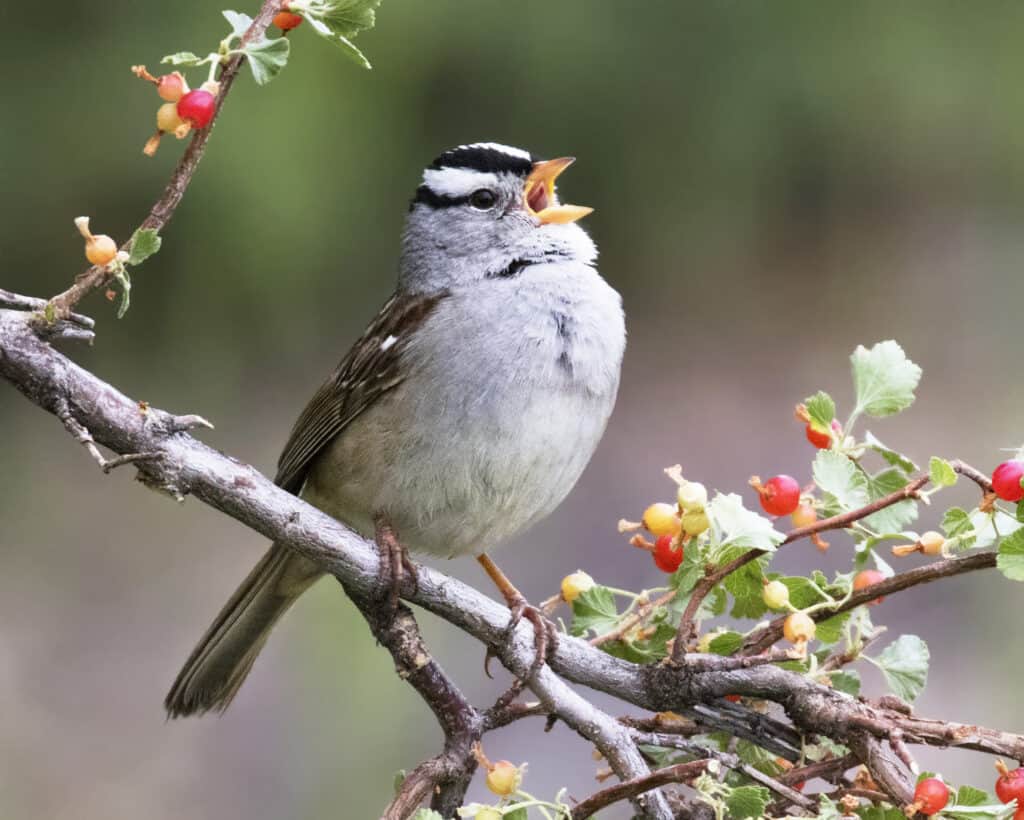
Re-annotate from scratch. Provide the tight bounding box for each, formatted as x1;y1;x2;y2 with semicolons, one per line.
570;759;709;819
590;588;677;647
46;0;282;319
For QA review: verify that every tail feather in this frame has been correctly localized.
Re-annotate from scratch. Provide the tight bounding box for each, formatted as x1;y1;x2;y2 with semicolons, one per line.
165;544;320;718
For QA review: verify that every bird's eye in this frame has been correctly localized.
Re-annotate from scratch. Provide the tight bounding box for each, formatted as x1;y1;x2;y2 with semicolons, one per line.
469;189;498;210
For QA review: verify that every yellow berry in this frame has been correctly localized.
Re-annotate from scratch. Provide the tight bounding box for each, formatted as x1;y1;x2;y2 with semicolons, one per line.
157;102;186;133
85;234;117;266
486;760;522;796
762;580;790;610
783;612;816;644
677;480;708;512
643;503;681;537
919;530;945;556
561;570;594;603
475;810;503;820
680;509;710;536
791;501;817;529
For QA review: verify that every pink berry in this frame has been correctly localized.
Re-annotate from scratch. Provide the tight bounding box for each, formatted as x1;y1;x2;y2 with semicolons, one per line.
992;460;1024;502
756;475;801;517
652;535;683;574
914;778;949;815
177;89;216;129
157;72;187;102
853;569;885;606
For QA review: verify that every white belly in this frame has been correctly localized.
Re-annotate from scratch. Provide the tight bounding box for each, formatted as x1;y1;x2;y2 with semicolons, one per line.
303;264;625;558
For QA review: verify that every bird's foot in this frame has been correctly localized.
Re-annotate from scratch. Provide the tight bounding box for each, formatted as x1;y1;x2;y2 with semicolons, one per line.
374;515;418;613
485;594;559;681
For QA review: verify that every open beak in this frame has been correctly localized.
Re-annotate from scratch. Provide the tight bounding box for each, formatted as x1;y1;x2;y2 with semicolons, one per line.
523;157;593;224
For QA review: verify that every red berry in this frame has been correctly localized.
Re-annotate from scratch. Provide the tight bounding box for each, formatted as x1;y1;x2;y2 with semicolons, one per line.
853;569;886;606
996;764;1024;805
653;535;683;573
274;10;303;30
177;89;217;129
724;694;741;703
805;419;842;449
914;778;950;815
992;460;1024;502
756;475;801;516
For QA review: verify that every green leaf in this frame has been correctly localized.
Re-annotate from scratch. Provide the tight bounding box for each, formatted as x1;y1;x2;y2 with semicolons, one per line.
858;806;906;820
997;528;1024;582
829;670;861;696
868;634;929;702
410;811;444;820
863;431;919;474
942;507;976;547
291;0;381;68
243;36;291;85
816;611;851;645
725;785;771;820
813;449;870;510
929;456;958;488
222;9;254;37
1017;500;1024;524
775;575;831;609
708;492;784;553
954;786;995;808
670;545;706;597
724;561;769;619
851;340;922;418
569;585;619;637
708;631;744;656
114;268;131;319
128;228;161;266
805;390;836;430
161;51;206;66
503;808;528;820
864;467;919;533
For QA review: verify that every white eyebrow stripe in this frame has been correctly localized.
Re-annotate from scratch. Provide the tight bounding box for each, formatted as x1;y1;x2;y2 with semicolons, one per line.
422;167;501;197
380;334;398;351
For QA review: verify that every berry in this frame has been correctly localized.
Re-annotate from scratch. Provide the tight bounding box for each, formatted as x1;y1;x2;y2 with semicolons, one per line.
157;102;186;134
643;502;681;538
177;89;217;129
274;10;304;30
763;580;790;610
653;535;683;574
157;72;187;102
561;570;594;603
853;569;886;606
754;475;801;517
992;460;1024;502
475;810;503;820
486;760;521;797
677;480;708;512
805;419;842;449
724;694;741;703
783;612;816;644
914;778;950;815
919;531;945;556
791;501;817;529
996;761;1024;805
680;509;710;537
74;216;117;267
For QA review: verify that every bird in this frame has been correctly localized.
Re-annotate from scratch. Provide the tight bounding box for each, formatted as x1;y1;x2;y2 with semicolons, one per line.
165;142;626;717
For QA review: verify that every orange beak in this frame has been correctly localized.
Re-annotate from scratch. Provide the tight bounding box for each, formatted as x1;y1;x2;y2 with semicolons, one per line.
523;157;593;225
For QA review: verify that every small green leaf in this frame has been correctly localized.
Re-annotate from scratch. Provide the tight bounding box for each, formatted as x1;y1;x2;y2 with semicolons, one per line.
929;457;958;488
410;811;444;820
128;228;161;266
864;467;919;533
1017;500;1024;524
851;340;922;418
708;492;784;553
243;36;290;85
670;546;706;597
222;9;254;37
997;528;1024;582
867;634;929;702
954;785;995;808
814;449;870;510
816;611;851;645
161;51;206;66
724;561;769;619
829;670;861;696
805;390;836;430
569;585;619;637
114;268;131;319
863;431;919;473
291;0;381;68
725;785;771;820
708;631;744;656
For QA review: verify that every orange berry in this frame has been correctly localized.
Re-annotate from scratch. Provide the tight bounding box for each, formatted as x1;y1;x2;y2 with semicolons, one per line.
643;503;681;538
853;569;886;606
791;501;817;529
486;760;522;796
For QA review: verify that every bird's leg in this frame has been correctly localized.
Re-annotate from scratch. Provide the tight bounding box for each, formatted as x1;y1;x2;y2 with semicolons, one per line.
374;514;418;612
477;554;558;681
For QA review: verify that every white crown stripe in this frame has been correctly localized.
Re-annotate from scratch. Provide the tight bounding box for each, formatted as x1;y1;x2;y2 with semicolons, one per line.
456;142;532;160
422;168;501;198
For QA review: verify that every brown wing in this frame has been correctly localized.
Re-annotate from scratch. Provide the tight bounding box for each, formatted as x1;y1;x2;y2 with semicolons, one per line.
274;291;447;494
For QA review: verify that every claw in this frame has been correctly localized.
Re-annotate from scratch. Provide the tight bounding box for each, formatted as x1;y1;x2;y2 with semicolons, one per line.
374;516;417;613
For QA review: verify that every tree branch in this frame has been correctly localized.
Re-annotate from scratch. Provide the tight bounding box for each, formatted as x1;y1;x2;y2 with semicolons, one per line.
569;760;709;819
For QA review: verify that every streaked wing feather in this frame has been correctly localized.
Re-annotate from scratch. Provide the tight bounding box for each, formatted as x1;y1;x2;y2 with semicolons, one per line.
274;291;447;494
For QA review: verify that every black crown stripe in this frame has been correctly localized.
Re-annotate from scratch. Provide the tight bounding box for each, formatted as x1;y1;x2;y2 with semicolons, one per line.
429;145;534;176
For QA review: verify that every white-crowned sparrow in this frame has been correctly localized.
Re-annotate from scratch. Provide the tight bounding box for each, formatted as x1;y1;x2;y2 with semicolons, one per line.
166;142;626;717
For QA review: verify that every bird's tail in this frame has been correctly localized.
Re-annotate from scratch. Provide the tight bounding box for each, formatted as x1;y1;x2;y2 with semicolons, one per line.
165;543;321;718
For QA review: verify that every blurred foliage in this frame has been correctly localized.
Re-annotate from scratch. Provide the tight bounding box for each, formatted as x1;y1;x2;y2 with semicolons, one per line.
2;2;1024;818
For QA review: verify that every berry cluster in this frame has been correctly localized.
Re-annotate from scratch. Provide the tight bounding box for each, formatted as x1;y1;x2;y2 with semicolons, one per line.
133;65;219;156
623;475;710;574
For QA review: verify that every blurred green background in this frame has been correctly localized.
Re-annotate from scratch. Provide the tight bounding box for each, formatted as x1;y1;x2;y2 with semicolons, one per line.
2;2;1024;817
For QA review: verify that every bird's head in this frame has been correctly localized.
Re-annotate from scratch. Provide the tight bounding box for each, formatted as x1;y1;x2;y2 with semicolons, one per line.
399;142;597;292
